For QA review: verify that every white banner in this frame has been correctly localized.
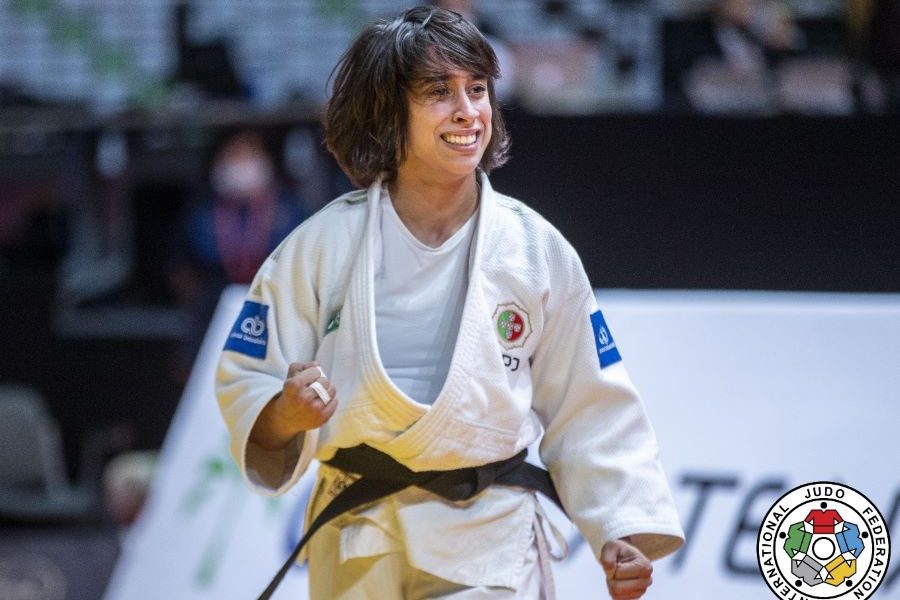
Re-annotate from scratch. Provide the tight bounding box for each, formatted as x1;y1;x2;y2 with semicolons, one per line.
105;288;900;599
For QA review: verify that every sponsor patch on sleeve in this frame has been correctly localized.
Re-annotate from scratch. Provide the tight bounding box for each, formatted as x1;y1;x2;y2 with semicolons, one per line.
223;301;269;358
590;309;621;368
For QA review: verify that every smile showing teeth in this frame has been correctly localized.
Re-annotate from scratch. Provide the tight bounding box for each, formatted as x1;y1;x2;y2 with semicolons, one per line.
443;133;477;146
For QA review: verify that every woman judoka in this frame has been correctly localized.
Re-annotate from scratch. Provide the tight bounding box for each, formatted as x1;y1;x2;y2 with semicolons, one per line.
216;6;684;599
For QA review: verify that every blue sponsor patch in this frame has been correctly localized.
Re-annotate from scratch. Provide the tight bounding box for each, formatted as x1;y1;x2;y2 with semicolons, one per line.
224;301;269;358
590;310;621;368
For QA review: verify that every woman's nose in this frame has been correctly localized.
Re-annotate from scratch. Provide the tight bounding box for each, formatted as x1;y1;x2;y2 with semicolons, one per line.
453;94;478;123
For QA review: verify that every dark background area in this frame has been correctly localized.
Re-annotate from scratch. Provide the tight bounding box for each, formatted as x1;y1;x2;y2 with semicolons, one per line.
494;111;900;292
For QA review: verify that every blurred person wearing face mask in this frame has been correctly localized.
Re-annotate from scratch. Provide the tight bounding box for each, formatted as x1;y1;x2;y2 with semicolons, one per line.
204;130;297;284
169;129;308;380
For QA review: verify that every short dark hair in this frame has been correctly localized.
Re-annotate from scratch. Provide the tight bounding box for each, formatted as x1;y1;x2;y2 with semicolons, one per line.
323;6;510;188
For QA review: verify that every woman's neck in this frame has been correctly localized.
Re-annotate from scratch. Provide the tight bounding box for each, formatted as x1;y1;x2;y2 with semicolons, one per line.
388;173;480;248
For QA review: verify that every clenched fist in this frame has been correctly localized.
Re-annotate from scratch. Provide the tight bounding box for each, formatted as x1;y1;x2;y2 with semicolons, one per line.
250;361;338;450
600;538;653;600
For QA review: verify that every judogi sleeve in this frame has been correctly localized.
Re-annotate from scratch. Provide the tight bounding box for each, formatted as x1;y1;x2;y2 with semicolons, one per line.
530;233;685;562
214;233;319;496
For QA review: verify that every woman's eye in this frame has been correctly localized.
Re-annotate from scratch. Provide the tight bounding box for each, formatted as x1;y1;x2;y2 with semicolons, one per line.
431;86;450;98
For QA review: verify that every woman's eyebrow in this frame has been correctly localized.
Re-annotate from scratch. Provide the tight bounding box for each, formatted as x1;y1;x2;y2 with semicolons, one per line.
414;72;451;85
415;72;488;86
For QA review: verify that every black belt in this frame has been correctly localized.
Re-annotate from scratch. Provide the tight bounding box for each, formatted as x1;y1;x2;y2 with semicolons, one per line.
257;444;564;600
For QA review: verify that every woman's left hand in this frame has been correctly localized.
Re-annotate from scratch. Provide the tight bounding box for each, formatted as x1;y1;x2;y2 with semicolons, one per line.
600;537;653;599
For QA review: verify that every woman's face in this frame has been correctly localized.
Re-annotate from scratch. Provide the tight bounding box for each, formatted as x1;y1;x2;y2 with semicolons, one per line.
398;67;492;185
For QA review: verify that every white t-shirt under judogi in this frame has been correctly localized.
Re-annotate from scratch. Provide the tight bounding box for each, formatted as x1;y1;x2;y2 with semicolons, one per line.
374;193;477;406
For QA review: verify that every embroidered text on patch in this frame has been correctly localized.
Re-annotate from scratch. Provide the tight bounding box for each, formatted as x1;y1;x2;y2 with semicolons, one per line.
590;310;621;368
224;301;270;358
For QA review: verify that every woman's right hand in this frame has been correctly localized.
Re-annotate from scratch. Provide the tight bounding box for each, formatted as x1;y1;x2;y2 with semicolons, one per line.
250;361;338;450
277;361;338;430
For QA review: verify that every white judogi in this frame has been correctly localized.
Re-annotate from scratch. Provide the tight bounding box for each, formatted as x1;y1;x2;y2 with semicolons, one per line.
216;173;684;593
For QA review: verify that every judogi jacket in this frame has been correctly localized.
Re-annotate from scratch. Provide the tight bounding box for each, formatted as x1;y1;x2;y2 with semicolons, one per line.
216;174;684;588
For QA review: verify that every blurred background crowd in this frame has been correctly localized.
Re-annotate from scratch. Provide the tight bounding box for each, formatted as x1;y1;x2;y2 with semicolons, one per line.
0;0;897;597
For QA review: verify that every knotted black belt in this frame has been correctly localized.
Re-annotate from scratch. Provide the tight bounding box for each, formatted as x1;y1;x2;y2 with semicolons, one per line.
257;444;565;600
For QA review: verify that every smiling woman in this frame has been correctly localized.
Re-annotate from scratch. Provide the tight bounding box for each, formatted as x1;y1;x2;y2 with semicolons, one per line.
323;6;509;190
215;6;684;600
405;70;492;170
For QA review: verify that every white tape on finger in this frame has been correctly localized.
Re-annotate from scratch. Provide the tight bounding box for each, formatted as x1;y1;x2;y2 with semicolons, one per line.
309;380;332;404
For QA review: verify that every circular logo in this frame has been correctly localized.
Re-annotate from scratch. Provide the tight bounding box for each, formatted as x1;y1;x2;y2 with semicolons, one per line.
492;302;532;349
497;310;525;342
757;482;891;600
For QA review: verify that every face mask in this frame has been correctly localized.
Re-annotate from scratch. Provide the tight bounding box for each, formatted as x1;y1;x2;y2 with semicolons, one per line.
212;158;274;198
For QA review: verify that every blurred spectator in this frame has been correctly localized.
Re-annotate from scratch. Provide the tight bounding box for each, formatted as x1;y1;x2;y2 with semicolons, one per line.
103;450;158;527
684;0;804;113
715;0;804;58
848;0;900;112
678;0;856;115
169;129;308;379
